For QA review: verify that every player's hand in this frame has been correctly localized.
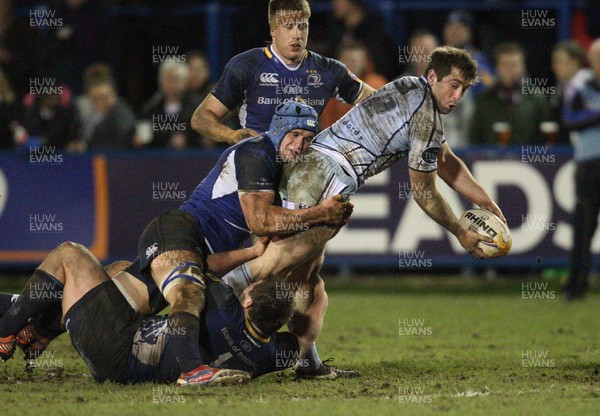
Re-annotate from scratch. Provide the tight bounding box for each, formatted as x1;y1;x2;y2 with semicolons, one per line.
319;194;354;226
478;200;506;223
457;228;492;259
231;128;260;144
251;236;271;258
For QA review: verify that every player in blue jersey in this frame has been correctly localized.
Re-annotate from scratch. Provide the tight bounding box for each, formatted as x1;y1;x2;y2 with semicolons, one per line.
0;240;327;385
135;101;353;384
191;0;376;145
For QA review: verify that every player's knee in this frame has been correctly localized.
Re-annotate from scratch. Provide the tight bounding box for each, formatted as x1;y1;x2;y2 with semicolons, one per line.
160;262;207;309
57;241;85;254
167;282;205;313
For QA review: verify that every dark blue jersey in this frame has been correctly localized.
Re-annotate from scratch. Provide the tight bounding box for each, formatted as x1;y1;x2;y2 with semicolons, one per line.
211;45;363;132
179;134;281;254
200;276;300;377
126;277;299;382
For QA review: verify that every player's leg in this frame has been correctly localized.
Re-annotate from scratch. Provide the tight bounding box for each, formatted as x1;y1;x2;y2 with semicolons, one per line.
287;251;361;379
138;210;211;382
565;161;600;299
0;241;108;362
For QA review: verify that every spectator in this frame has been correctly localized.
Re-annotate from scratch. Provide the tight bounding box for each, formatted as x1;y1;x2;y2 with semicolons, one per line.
74;63;115;150
550;41;593;144
0;0;37;98
186;50;213;101
320;41;387;129
138;60;203;149
443;10;495;94
86;78;136;151
40;0;117;95
330;0;398;80
470;42;550;145
0;67;19;149
561;38;600;300
19;84;79;150
186;49;238;140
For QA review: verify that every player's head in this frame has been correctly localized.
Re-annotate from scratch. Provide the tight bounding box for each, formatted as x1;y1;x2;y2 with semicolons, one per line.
240;277;295;336
424;46;478;114
268;100;318;161
268;0;311;64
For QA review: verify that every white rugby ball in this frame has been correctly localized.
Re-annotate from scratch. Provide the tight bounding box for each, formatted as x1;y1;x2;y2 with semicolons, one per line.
459;209;512;258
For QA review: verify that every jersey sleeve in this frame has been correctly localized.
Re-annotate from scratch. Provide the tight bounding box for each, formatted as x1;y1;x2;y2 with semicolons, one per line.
324;56;363;104
234;142;278;193
211;52;257;111
407;96;446;172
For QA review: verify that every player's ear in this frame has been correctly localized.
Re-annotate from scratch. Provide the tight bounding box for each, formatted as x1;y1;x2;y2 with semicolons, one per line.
426;69;437;86
240;289;254;308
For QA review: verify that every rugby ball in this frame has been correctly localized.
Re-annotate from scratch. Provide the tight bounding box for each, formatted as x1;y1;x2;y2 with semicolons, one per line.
459;209;512;258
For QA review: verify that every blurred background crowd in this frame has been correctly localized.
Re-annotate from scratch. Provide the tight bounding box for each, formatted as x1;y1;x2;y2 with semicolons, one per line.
0;0;599;152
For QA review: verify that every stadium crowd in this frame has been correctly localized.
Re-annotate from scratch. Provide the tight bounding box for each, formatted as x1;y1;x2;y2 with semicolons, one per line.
0;0;598;152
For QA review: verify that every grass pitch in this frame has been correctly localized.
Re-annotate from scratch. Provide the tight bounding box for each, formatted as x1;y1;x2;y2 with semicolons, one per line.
0;275;598;415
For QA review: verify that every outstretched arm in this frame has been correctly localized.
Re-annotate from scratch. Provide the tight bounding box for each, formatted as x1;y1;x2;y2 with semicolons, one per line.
436;142;505;222
409;167;491;258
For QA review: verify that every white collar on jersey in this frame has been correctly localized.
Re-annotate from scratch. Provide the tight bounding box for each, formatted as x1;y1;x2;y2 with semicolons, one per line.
269;45;306;71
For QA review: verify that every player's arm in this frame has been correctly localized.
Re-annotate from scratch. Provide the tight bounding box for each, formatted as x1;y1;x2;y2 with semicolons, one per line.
436;142;506;222
408;167;491;258
288;277;328;358
239;191;352;237
353;82;376;104
191;94;259;145
206;237;269;276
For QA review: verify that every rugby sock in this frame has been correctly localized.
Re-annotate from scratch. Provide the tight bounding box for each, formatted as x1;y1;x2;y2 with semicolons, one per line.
298;342;322;372
168;311;203;373
0;270;63;338
221;263;255;297
0;293;19;317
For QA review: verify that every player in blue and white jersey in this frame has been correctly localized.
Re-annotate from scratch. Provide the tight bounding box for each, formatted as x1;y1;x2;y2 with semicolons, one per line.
224;47;509;361
191;0;375;145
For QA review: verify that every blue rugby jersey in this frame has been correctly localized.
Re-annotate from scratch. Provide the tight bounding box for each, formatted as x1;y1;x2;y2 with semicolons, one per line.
179;134;281;254
126;277;299;382
211;45;363;132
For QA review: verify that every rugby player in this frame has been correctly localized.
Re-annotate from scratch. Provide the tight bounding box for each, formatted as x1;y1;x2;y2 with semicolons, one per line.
225;47;508;366
137;101;354;384
191;0;375;145
0;240;327;385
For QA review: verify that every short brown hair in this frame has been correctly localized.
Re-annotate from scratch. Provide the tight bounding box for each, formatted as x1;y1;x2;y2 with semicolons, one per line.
268;0;311;29
424;46;478;83
247;277;294;336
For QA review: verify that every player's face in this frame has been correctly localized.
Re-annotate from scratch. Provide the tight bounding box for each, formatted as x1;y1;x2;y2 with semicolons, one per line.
279;128;314;163
271;12;309;64
428;67;471;114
